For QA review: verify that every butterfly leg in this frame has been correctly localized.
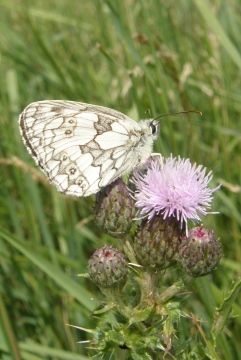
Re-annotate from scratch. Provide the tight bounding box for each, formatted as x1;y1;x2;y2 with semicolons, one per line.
151;153;164;169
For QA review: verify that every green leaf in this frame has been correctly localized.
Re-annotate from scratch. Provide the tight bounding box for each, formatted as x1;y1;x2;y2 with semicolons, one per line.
0;229;97;311
129;306;153;325
211;278;241;344
132;353;153;360
194;0;241;70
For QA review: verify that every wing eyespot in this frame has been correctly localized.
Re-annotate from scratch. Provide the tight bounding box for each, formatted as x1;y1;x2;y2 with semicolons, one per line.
69;167;77;174
64;129;73;137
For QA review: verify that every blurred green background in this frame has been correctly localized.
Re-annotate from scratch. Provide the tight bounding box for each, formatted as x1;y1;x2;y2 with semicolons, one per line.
0;0;241;359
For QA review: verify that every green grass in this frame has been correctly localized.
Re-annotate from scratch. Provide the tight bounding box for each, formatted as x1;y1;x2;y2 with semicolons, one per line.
0;0;241;359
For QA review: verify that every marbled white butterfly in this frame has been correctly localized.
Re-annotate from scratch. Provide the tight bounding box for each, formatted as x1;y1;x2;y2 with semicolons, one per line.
19;101;159;197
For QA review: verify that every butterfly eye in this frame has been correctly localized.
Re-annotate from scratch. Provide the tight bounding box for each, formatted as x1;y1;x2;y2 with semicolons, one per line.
150;123;157;135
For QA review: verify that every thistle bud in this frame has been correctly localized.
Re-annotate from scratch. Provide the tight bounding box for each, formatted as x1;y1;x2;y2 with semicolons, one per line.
88;245;128;288
178;226;222;277
94;179;136;237
132;216;183;270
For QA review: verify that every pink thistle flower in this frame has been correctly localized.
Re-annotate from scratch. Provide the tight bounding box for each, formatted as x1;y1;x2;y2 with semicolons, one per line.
131;156;220;232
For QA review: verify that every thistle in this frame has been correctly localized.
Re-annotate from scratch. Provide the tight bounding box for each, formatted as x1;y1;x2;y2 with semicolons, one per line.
133;216;182;270
131;156;220;234
88;244;128;289
94;178;136;237
178;226;222;277
76;156;223;358
130;156;220;270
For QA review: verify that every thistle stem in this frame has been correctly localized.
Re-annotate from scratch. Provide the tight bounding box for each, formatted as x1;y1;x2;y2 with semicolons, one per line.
156;275;194;305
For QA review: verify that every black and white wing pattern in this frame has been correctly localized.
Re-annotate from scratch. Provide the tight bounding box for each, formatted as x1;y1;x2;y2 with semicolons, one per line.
19;100;159;197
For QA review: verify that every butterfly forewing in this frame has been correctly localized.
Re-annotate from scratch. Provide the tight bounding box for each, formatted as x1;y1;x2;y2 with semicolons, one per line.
19;100;158;197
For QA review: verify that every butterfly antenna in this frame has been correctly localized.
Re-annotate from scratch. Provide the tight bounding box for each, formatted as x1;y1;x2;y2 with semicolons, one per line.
145;109;152;117
153;110;202;121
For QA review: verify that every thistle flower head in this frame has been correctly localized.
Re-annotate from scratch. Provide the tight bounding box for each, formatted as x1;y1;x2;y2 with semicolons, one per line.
178;226;222;277
88;245;128;288
133;216;182;270
131;156;220;232
94;179;136;237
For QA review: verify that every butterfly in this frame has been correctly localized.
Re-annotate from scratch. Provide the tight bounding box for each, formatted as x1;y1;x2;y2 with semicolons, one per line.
19;101;159;197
